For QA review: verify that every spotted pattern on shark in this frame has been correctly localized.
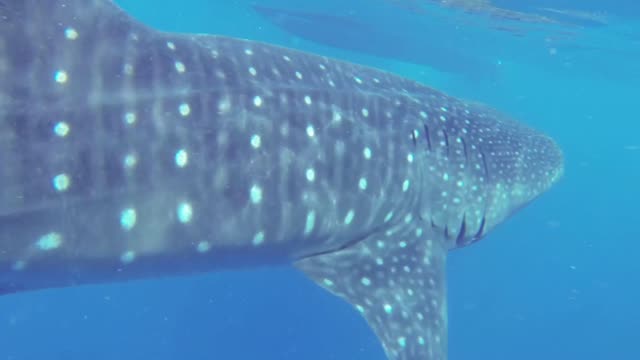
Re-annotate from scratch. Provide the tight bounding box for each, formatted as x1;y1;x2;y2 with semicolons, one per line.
0;1;564;360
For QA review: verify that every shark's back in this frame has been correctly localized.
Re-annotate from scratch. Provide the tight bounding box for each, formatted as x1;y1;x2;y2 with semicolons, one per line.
0;0;440;217
0;1;563;359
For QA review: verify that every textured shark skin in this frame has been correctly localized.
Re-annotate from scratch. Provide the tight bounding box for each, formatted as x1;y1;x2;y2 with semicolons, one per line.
0;1;563;359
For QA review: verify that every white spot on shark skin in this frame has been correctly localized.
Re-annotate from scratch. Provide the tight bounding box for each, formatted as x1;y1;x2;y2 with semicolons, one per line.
123;153;137;169
304;95;312;105
250;134;261;149
363;147;372;159
306;125;315;138
244;48;254;55
344;210;355;225
218;96;231;113
358;178;368;190
124;112;136;125
295;71;303;79
323;278;334;286
179;103;191;116
402;180;410;192
397;337;407;348
54;122;70;137
174;61;186;73
123;63;134;75
36;232;62;251
52;173;71;192
384;304;393;314
250;185;263;204
64;27;79;40
361;108;369;117
361;277;371;286
175;149;189;168
252;231;265;246
332;110;342;122
306;168;316;182
120;208;137;230
177;202;193;223
166;41;176;50
248;67;257;76
197;241;211;253
54;70;68;84
304;211;316;235
412;129;420;140
253;95;263;107
120;251;136;264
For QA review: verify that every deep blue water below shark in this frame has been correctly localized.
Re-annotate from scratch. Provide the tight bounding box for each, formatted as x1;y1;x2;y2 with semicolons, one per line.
1;1;639;359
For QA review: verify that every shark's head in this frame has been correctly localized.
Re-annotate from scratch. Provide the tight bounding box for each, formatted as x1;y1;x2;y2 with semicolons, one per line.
485;126;564;214
415;102;564;248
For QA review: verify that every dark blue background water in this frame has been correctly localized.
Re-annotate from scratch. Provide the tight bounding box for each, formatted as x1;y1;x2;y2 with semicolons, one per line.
1;1;639;359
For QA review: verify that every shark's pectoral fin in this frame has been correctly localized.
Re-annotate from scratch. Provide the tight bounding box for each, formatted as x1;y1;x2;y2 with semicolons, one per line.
295;230;448;360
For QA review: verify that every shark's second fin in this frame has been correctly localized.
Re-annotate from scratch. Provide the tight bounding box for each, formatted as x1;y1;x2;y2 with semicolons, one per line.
295;229;448;360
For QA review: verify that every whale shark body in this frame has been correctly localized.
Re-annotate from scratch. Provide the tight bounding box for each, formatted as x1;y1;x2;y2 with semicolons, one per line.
0;1;563;359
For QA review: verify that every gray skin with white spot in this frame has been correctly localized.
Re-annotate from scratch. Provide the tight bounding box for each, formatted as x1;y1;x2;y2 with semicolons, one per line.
0;1;564;359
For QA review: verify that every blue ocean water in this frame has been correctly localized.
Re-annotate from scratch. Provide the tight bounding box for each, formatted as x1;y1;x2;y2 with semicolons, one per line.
1;0;639;359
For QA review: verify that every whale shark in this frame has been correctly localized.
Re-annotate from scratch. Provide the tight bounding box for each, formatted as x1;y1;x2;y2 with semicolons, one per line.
0;1;563;359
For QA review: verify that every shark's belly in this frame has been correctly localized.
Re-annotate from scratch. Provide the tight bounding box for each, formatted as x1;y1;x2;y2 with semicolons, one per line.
0;149;418;295
1;171;418;297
